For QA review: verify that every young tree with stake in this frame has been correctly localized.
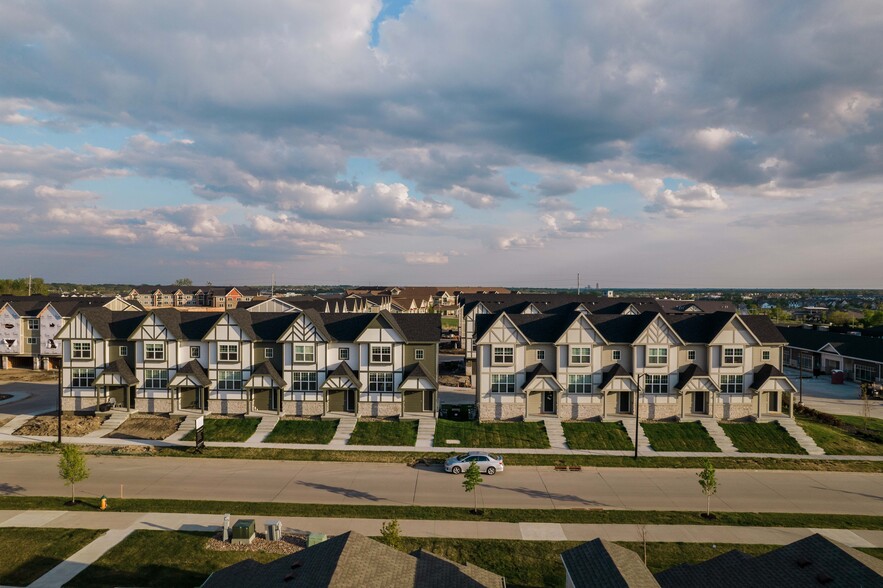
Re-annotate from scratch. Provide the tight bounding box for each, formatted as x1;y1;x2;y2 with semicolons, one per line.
697;459;717;518
58;444;89;505
462;461;483;514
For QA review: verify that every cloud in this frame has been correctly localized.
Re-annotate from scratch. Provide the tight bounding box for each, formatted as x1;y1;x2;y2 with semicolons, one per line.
404;251;449;265
644;183;727;217
541;207;626;238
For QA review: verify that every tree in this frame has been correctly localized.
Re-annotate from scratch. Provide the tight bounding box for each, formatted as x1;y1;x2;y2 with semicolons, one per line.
58;444;89;504
462;461;483;514
697;459;717;517
174;278;193;287
379;519;403;550
861;383;873;431
827;311;853;327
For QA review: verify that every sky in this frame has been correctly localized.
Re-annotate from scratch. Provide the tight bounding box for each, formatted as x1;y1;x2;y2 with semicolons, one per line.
1;1;882;289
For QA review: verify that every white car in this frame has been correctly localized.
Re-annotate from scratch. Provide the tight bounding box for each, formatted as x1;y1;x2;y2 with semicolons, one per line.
444;451;504;475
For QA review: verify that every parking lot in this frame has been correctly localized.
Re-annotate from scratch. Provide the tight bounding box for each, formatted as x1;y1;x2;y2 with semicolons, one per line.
785;368;883;418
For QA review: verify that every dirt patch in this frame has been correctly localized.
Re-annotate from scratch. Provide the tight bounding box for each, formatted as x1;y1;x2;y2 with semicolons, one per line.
439;375;471;387
0;415;12;428
205;530;308;555
0;369;58;383
106;415;183;440
14;414;106;437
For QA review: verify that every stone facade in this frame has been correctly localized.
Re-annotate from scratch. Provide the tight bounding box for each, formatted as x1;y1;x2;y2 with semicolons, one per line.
716;397;755;420
61;396;99;412
282;400;325;416
560;399;603;420
642;397;680;420
135;397;173;414
358;401;402;418
479;401;525;421
208;399;248;415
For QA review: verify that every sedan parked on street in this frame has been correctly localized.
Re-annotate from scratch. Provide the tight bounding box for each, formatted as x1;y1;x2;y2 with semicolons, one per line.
444;451;504;475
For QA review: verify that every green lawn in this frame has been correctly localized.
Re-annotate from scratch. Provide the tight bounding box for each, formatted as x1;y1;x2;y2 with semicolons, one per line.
181;417;260;442
642;422;720;452
562;421;633;450
798;417;883;456
720;421;807;454
434;419;550;449
441;317;459;329
618;542;780;574
837;414;883;437
264;418;337;444
348;419;418;446
66;531;281;588
0;527;104;586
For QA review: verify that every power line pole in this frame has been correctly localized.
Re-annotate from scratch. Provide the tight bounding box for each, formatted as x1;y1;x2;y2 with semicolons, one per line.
577;273;580;295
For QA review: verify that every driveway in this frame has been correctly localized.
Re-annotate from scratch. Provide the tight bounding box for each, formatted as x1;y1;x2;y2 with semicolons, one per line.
785;369;883;418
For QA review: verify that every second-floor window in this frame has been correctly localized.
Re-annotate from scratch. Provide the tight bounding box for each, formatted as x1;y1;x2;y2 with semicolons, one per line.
144;368;168;389
219;343;239;362
644;374;668;394
647;347;667;365
567;374;592;394
72;341;92;360
294;344;315;363
264;348;274;359
190;346;200;359
491;374;515;393
26;337;38;345
145;342;164;361
338;347;349;361
415;349;425;361
26;319;39;330
71;368;95;388
762;350;771;361
687;350;696;361
723;348;743;365
536;349;545;361
720;374;743;394
371;344;392;364
570;347;591;365
291;371;317;391
493;346;513;365
612;350;621;361
119;346;128;357
217;370;242;390
368;372;395;400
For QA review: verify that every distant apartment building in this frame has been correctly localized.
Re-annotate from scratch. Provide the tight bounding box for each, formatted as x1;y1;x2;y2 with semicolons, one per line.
781;326;883;383
56;308;440;417
347;286;510;314
125;285;262;309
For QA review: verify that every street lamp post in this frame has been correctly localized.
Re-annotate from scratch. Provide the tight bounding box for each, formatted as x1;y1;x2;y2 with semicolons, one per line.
634;374;642;460
56;361;62;444
798;351;804;406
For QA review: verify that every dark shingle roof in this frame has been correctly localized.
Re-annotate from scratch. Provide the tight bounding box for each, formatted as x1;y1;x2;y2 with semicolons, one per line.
401;363;438;389
781;327;883;363
100;358;138;385
561;538;661;588
248;361;286;388
599;364;634;390
173;359;211;387
674;363;712;391
750;363;788;391
524;363;556;388
326;361;362;389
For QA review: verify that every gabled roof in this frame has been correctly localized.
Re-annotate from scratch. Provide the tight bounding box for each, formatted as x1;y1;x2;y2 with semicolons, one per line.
561;538;661;588
399;363;438;391
674;364;718;391
170;360;211;387
95;358;138;386
750;363;794;391
323;361;362;389
599;363;635;390
246;361;286;389
523;363;563;392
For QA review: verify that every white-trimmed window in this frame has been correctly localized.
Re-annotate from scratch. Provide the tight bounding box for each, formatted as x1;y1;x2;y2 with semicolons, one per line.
567;374;592;394
119;346;128;357
415;349;425;361
855;363;876;383
491;374;515;393
647;347;667;365
144;368;168;389
644;374;668;394
291;371;317;391
217;370;242;390
536;349;545;361
493;346;513;365
338;347;349;361
570;347;591;365
612;350;621;361
294;344;315;363
371;344;392;364
368;372;395;400
190;346;200;359
145;342;165;361
264;348;274;359
723;347;743;365
219;343;239;362
687;350;696;361
26;337;38;345
71;368;95;388
72;341;92;360
762;350;771;361
26;318;39;330
720;374;743;394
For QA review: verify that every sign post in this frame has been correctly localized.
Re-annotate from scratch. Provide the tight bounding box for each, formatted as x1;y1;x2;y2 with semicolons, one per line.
194;415;205;452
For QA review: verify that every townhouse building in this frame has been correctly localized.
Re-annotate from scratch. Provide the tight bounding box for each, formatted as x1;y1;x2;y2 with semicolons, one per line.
473;310;795;422
56;308;441;417
780;326;883;383
0;295;141;370
125;285;261;309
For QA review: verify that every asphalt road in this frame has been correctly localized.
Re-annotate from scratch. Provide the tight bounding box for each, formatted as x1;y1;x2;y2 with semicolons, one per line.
2;454;881;515
0;382;57;417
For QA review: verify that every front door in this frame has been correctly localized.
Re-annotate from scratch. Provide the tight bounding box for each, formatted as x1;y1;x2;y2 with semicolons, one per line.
180;387;198;410
344;389;356;413
618;391;631;413
768;391;778;412
693;391;706;414
423;390;434;412
543;391;555;413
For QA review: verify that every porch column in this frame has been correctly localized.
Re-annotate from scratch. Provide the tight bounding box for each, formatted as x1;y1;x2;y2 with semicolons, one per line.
680;393;685;420
789;392;794;418
277;388;282;415
246;389;251;415
602;390;607;417
711;392;716;419
757;392;762;419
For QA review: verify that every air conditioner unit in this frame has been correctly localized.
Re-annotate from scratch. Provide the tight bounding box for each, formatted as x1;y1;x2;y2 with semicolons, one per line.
265;520;282;541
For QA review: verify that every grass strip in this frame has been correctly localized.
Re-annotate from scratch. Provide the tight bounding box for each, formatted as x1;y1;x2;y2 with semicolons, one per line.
3;441;882;471
720;421;807;454
348;420;418;446
181;417;260;442
562;421;633;450
4;495;883;530
434;419;550;449
0;527;104;586
264;419;337;444
642;422;720;452
797;417;883;456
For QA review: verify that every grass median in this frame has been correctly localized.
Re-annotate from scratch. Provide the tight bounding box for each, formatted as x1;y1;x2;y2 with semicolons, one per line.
720;421;807;454
0;527;104;586
181;417;260;442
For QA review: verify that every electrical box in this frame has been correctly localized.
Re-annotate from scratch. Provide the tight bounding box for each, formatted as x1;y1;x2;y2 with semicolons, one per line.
265;520;282;541
232;519;255;545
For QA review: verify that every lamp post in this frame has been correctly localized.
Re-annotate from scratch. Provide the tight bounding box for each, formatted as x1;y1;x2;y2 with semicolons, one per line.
634;374;642;460
56;360;62;444
798;351;804;406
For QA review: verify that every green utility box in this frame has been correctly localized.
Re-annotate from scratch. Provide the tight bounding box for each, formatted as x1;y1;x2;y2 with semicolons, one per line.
232;519;256;545
307;532;327;547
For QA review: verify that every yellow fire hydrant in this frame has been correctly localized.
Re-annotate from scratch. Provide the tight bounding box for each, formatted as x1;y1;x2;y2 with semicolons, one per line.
100;495;107;511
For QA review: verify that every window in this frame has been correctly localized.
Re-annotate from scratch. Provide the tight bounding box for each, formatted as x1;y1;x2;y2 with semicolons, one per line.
71;368;95;388
723;348;743;365
647;348;667;365
855;363;876;383
72;341;92;359
291;371;317;391
217;370;242;390
144;368;168;389
26;319;39;330
762;350;771;361
190;346;200;359
338;347;350;361
368;372;395;400
145;342;165;361
371;345;392;364
119;346;128;357
264;348;274;359
720;374;743;394
567;374;592;394
493;347;514;365
536;349;545;361
219;343;239;362
491;374;516;393
644;374;668;394
612;350;621;361
570;347;591;365
294;344;315;363
415;349;425;361
687;350;696;361
26;337;38;345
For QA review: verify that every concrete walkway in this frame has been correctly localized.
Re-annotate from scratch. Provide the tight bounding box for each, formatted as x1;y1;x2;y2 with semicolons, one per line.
246;414;279;443
26;528;133;588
